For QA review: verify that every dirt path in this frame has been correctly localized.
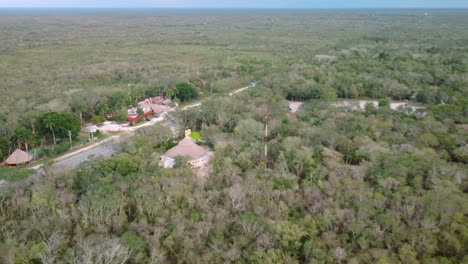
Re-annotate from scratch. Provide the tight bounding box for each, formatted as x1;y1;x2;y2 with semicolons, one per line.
182;102;202;111
182;86;251;110
232;86;251;94
121;114;167;132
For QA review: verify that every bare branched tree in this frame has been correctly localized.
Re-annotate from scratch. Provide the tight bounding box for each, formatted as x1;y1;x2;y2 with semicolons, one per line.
73;237;131;264
40;232;65;264
334;247;346;264
226;183;245;211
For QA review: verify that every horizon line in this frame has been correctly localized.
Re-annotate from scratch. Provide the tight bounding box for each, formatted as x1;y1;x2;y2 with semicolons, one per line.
1;7;468;9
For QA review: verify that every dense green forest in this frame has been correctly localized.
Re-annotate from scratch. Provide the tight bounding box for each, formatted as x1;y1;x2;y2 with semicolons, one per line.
0;9;467;263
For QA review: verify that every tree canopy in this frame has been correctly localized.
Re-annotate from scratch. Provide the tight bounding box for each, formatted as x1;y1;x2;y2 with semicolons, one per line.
37;112;80;144
174;82;198;102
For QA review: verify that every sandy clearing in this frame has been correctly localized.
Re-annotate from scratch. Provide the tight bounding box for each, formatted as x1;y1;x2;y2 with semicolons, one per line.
332;100;423;111
288;101;304;113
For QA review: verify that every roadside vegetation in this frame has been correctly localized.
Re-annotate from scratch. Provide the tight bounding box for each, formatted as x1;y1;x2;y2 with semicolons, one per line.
0;9;467;263
0;167;30;182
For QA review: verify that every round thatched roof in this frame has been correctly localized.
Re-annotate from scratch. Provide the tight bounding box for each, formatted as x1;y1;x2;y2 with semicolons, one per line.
5;149;33;165
165;137;207;160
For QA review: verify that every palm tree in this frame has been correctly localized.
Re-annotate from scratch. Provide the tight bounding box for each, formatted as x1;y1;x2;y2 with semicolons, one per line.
14;125;32;152
42;114;57;145
73;102;86;125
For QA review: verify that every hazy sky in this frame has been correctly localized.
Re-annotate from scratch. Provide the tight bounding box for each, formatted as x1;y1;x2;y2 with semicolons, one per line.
1;0;467;8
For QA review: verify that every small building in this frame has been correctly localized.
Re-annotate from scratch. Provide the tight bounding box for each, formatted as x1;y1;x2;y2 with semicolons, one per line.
161;129;212;168
127;105;152;122
5;149;33;166
126;97;171;122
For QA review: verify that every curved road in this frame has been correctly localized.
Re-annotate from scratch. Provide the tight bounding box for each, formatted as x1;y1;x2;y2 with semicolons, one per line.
0;84;254;191
50;85;252;172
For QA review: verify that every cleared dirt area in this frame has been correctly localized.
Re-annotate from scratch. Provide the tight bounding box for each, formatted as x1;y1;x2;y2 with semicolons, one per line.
332;100;422;111
288;101;304;113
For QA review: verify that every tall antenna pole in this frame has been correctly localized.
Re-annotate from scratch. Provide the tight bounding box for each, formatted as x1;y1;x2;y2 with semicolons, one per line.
264;111;268;168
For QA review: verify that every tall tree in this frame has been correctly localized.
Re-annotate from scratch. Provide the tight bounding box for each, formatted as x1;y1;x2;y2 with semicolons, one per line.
175;82;198;102
72;101;87;125
40;113;58;145
96;98;110;117
38;112;80;145
14;125;32;152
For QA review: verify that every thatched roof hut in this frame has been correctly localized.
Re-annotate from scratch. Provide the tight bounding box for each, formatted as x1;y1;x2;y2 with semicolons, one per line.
165;137;207;160
5;149;33;166
161;129;212;168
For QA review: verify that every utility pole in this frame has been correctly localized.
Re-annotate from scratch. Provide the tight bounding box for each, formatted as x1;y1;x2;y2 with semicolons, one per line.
264;111;268;168
88;127;94;142
68;130;72;149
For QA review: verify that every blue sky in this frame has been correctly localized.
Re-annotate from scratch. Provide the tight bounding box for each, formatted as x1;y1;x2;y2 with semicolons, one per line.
1;0;467;8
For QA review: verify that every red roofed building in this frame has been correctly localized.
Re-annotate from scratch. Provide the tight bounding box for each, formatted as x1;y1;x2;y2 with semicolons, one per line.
126;96;169;122
127;106;152;122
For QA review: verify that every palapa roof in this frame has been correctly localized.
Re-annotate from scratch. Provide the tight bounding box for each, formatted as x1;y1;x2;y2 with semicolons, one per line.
164;137;207;160
5;149;33;165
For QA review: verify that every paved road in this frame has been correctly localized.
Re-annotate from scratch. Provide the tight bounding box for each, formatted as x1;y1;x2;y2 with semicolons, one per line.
52;137;124;171
49;86;253;171
0;136;127;192
2;84;254;189
0;85;255;192
35;115;168;173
